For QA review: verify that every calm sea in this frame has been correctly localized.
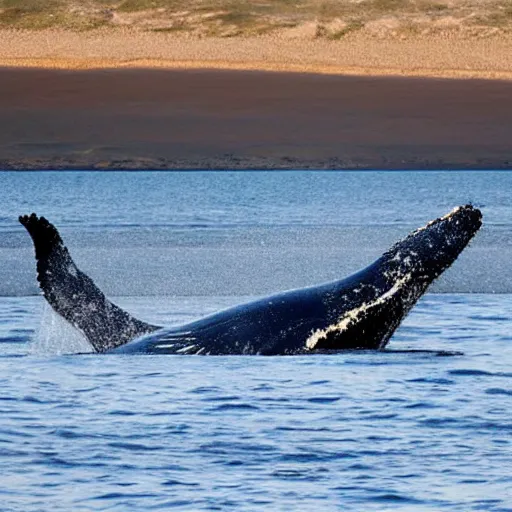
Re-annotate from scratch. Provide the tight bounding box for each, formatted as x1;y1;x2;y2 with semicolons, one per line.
0;171;510;511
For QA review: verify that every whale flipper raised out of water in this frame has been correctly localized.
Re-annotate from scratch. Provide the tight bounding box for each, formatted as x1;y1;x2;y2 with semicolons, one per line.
20;206;481;355
19;213;160;353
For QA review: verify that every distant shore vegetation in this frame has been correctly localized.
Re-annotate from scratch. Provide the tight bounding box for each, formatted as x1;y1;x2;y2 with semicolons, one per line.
0;0;511;37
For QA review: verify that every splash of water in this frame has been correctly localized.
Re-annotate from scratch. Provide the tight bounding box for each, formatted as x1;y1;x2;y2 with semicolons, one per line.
31;301;93;355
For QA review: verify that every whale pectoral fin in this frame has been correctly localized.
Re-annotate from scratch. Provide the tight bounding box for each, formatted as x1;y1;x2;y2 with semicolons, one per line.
20;213;160;353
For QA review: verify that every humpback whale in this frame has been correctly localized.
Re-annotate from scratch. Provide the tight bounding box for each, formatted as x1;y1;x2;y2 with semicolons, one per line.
20;205;481;355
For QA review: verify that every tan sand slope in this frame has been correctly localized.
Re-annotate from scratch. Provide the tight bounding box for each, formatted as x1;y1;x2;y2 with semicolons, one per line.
1;30;512;80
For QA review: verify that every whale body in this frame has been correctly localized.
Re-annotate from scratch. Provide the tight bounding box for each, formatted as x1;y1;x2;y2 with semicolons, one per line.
20;205;481;355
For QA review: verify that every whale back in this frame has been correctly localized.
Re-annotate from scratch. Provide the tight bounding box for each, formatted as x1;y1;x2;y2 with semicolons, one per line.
111;256;422;355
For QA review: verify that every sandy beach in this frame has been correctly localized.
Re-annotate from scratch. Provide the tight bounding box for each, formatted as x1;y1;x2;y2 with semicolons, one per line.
1;30;511;170
2;30;512;79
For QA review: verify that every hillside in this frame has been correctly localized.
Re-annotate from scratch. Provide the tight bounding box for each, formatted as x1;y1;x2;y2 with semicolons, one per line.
1;0;511;38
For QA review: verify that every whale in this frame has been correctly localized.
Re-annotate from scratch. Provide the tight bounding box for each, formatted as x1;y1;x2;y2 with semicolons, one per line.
20;205;481;355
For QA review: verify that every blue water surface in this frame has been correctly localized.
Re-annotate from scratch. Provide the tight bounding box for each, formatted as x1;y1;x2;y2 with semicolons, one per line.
0;170;511;511
0;295;511;511
0;170;511;295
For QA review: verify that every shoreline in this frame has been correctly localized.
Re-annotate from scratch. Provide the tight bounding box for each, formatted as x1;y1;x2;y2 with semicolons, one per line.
4;161;511;171
2;58;512;82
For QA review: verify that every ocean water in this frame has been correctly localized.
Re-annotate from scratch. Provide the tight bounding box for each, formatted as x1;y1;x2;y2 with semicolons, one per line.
0;170;511;511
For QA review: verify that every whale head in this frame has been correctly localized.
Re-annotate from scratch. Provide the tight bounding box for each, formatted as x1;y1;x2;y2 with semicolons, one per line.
383;204;482;286
305;204;482;352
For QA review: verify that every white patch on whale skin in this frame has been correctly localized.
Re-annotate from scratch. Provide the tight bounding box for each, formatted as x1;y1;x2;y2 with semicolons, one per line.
176;344;199;354
154;334;197;350
412;205;462;235
305;274;412;351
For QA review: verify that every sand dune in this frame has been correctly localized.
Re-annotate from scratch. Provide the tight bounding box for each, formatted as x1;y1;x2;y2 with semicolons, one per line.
1;30;512;80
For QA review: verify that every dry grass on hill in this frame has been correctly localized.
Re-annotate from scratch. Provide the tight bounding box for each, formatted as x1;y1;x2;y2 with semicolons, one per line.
0;0;511;37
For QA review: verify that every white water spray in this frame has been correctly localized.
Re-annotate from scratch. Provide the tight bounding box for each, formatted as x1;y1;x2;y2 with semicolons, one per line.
31;301;93;355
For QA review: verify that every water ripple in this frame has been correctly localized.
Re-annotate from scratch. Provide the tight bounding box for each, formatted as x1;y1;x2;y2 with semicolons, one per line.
0;294;511;511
